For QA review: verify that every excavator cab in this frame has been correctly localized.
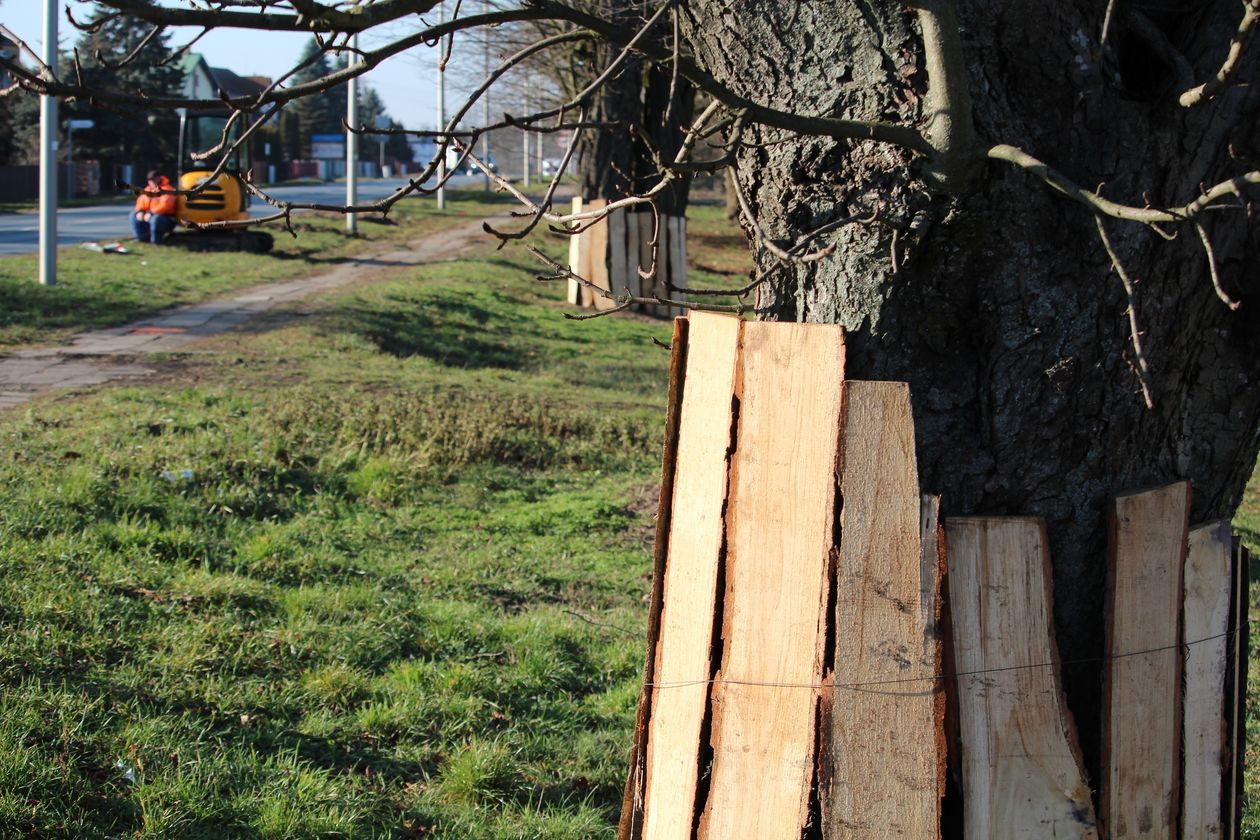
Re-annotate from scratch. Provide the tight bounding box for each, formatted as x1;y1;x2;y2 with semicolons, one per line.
166;109;273;252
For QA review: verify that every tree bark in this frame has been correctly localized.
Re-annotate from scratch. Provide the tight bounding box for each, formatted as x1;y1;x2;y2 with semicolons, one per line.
681;0;1260;782
579;1;695;210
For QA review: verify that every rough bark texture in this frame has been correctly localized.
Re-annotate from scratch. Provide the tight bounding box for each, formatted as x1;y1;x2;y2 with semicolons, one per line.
579;2;695;213
680;0;1260;783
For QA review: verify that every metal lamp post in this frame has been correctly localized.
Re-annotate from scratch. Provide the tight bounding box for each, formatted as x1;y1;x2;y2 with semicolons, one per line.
38;0;58;286
346;33;360;235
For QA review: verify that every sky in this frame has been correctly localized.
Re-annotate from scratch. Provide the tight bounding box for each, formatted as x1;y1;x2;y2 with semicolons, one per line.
0;1;468;130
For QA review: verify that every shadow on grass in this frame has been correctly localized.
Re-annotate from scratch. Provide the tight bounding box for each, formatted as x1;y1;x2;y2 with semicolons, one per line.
344;291;532;370
0;283;168;341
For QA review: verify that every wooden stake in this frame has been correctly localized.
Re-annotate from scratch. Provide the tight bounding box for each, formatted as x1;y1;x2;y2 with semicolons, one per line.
824;382;944;838
946;517;1099;839
641;313;741;840
698;322;845;840
1103;482;1190;840
618;317;690;840
1182;520;1232;840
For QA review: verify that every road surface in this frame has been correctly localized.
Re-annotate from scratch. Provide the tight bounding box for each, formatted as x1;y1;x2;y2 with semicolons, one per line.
0;176;478;256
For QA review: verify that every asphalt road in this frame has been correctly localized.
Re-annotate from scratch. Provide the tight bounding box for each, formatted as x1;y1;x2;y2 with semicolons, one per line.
0;176;480;256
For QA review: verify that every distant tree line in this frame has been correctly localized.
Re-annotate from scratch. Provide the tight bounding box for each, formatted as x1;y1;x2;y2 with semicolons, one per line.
0;17;411;178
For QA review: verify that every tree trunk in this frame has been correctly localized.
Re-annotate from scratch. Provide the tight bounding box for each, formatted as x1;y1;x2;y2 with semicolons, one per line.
681;0;1260;782
579;30;696;210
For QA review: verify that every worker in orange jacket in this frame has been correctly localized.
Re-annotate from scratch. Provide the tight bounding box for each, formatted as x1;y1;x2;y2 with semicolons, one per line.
132;170;178;244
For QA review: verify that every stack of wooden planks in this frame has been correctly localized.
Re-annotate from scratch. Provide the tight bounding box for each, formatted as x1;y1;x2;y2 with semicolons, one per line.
622;313;1249;838
620;312;945;839
565;198;686;318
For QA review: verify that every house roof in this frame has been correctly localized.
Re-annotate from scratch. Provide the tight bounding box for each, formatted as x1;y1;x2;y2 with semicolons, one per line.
208;67;268;99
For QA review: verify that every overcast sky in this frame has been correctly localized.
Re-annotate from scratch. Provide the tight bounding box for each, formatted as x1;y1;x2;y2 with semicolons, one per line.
1;2;459;130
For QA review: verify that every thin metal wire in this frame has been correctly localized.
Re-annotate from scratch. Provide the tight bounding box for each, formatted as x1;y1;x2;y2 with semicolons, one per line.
642;629;1239;691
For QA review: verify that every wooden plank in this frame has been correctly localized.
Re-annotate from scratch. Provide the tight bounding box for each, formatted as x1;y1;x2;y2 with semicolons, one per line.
587;198;614;311
698;322;845;840
566;197;583;306
946;517;1099;839
1103;482;1190;840
640;212;664;318
641;313;742;840
625;209;642;300
609;208;628;299
668;216;687;319
618;317;690;840
1226;538;1248;840
823;382;943;838
1182;520;1232;840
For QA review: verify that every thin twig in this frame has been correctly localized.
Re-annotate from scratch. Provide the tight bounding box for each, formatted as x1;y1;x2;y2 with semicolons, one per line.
1095;216;1156;409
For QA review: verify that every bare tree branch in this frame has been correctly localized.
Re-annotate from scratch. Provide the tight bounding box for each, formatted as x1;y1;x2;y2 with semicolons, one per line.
1180;0;1260;106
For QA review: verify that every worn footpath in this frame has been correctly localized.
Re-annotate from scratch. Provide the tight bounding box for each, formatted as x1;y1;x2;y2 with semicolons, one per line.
0;217;496;410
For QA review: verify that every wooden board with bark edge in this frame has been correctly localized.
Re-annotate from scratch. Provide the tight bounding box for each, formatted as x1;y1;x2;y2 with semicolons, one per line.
1182;520;1233;840
697;321;845;840
640;313;742;840
945;517;1099;839
1102;482;1190;840
822;382;944;838
618;317;689;840
1226;538;1248;840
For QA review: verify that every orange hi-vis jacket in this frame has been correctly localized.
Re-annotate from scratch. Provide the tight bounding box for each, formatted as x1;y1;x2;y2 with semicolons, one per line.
135;177;177;216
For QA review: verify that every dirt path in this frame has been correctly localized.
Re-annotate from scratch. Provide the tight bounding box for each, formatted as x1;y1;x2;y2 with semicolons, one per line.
0;216;499;410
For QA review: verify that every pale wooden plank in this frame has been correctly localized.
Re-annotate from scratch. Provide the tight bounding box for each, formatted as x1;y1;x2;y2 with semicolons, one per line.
668;216;687;319
619;317;689;840
567;197;583;306
609;208;628;299
640;212;665;318
1103;482;1190;840
641;313;742;840
586;198;614;311
823;382;943;838
625;209;642;300
1182;520;1232;840
946;517;1099;840
698;322;845;840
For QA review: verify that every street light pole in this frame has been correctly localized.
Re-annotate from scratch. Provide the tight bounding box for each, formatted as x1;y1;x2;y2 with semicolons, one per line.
38;0;58;286
522;91;530;187
436;1;446;211
346;33;359;235
481;0;490;193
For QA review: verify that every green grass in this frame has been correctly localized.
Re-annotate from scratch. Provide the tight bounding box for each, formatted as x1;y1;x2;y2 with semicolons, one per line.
0;191;508;349
0;205;705;836
1233;463;1260;839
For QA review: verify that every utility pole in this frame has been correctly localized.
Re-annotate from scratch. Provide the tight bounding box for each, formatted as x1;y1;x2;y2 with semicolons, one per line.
38;0;57;286
436;1;446;210
482;0;491;192
346;33;359;235
522;91;530;187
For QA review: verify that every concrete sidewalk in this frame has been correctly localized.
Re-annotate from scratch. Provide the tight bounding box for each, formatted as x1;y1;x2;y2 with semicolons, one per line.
0;217;493;410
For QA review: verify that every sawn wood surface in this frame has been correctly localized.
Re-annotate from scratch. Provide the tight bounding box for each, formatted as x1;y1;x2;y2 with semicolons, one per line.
946;517;1099;839
697;322;845;840
824;382;943;838
1103;482;1190;840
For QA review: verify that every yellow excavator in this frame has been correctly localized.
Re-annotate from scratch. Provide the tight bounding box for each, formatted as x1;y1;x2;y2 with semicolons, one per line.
166;109;274;253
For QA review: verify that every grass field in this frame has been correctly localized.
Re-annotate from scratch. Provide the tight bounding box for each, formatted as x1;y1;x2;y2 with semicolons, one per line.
0;198;1254;837
0;193;506;349
0;201;723;837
